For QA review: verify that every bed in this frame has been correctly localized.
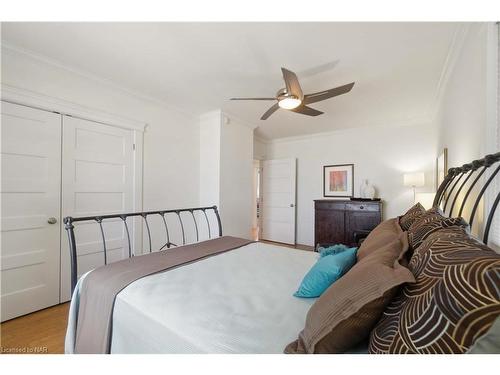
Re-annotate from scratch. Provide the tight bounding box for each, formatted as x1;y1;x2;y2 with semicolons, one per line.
64;152;500;354
66;240;318;353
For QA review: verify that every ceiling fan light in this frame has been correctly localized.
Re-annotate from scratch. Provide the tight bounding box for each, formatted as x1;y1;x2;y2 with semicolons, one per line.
278;97;301;109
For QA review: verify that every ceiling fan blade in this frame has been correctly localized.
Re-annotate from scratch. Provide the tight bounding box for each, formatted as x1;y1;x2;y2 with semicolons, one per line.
230;97;276;100
260;103;280;120
303;82;355;105
290;105;323;117
281;67;304;100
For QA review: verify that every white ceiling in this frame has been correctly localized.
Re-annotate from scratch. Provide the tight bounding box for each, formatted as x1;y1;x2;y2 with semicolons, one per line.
1;22;461;139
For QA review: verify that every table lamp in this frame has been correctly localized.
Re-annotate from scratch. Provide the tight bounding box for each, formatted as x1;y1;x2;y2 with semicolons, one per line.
404;172;425;202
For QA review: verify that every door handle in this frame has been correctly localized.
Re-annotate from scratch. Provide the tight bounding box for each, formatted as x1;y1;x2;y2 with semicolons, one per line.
47;217;58;224
290;204;295;208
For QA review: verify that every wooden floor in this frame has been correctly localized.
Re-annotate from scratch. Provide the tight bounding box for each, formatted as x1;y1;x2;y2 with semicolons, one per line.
252;227;314;251
0;303;69;354
253;226;314;251
0;239;312;355
260;239;314;251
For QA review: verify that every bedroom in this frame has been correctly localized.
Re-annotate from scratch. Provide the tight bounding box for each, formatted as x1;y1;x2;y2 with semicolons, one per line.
1;1;499;373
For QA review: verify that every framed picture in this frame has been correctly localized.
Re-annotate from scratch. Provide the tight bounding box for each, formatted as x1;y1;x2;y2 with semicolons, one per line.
323;164;354;198
436;148;448;191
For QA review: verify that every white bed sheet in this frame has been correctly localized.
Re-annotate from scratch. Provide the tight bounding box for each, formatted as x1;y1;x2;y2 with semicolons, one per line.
66;241;318;353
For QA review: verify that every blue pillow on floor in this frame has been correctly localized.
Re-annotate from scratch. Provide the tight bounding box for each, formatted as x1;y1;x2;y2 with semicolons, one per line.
294;247;358;298
318;244;356;258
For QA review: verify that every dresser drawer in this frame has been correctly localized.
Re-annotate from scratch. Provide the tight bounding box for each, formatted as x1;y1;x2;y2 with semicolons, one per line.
346;203;379;212
315;201;346;211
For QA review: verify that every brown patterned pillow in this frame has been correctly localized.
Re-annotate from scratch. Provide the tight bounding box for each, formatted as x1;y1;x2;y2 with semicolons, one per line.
406;227;467;281
399;203;425;231
369;235;500;354
407;214;469;251
408;206;445;230
285;234;414;354
414;225;470;252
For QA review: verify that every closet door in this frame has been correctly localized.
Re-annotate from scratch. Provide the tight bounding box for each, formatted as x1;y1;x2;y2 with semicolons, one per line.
60;116;137;301
1;102;61;321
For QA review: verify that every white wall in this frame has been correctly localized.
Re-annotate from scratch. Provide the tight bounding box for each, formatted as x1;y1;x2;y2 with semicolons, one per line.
199;111;222;208
1;47;201;213
198;111;254;239
434;23;498;244
220;115;254;239
253;137;267;160
436;23;497;166
265;123;437;246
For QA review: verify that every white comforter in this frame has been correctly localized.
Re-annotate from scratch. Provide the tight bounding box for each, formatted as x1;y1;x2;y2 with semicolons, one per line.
66;241;318;353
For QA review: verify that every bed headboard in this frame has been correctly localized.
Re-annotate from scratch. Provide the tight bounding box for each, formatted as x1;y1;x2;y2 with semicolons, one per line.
64;206;222;293
433;151;500;244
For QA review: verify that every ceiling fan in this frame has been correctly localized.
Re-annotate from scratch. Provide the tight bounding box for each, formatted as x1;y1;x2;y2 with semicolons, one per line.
230;67;355;120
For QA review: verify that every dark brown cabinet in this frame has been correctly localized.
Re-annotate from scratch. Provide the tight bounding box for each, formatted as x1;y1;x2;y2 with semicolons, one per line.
314;199;382;248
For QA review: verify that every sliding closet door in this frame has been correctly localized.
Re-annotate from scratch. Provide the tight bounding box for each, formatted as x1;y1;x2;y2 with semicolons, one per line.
1;102;61;321
60;116;137;301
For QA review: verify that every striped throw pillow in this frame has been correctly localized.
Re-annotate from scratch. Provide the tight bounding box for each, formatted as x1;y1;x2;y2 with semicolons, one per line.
369;235;500;354
399;203;425;231
407;214;468;251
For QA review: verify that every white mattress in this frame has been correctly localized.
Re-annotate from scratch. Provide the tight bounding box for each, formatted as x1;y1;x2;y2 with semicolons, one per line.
66;241;318;353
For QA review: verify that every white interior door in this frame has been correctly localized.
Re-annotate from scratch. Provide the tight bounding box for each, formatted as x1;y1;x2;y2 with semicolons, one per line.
261;158;296;245
60;116;137;301
1;101;61;321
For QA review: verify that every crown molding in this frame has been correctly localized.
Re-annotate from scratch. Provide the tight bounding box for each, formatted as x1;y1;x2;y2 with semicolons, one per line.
199;109;223;123
428;23;470;123
1;83;147;131
1;42;196;121
264;116;432;145
253;134;270;144
198;109;259;131
221;110;259;130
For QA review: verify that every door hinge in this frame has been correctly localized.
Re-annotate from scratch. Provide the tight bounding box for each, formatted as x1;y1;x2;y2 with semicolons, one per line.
133;143;136;151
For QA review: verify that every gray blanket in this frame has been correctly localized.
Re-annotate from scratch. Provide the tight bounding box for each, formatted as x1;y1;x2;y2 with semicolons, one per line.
74;236;253;353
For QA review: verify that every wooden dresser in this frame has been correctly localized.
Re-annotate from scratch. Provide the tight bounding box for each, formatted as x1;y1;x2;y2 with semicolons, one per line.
314;199;382;248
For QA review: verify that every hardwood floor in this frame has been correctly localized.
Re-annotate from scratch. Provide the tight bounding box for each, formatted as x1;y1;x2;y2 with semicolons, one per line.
0;303;69;354
253;227;314;252
259;239;314;252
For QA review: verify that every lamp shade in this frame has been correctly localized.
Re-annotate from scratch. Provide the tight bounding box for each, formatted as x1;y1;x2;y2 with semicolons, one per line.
403;172;425;187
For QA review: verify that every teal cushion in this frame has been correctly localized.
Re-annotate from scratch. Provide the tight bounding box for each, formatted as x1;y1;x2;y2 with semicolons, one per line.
294;248;357;298
318;244;355;258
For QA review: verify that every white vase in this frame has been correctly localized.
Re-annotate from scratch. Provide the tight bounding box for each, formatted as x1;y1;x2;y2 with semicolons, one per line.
360;179;376;199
